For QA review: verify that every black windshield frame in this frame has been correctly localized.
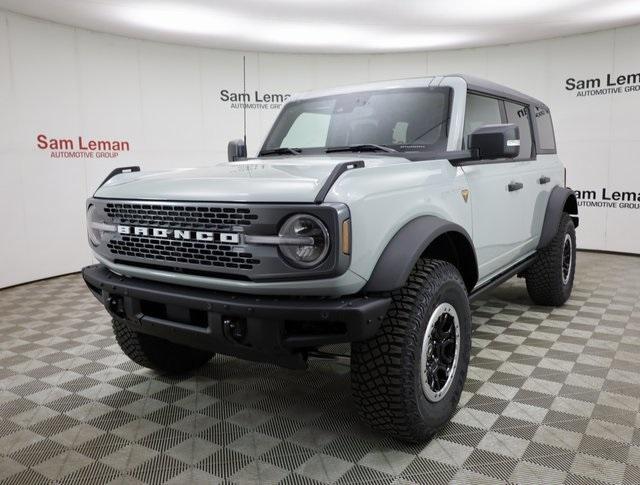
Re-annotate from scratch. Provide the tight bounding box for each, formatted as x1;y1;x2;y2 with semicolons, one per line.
259;86;452;157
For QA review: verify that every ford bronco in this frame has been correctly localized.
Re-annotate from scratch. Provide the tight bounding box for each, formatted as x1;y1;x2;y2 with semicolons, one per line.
83;75;578;441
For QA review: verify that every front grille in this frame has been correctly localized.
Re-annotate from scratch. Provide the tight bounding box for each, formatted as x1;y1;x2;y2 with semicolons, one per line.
107;236;259;270
91;197;345;282
102;202;260;271
103;202;258;230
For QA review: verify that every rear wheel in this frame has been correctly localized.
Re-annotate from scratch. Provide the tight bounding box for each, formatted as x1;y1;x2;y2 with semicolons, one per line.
525;213;576;306
112;319;214;373
351;259;471;442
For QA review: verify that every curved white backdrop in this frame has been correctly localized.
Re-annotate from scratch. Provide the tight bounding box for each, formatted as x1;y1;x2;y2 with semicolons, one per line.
1;10;639;288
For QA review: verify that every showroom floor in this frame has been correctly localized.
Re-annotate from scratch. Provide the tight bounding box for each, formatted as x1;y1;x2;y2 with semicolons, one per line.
1;251;639;485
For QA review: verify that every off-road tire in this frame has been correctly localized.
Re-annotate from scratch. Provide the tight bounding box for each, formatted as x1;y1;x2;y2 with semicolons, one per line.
525;213;576;306
112;319;214;373
351;259;471;442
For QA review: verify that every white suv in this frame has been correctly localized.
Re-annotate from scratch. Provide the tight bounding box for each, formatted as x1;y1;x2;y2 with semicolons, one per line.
83;75;579;441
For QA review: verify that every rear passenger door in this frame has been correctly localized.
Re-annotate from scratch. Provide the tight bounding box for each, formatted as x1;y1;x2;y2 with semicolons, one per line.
529;106;564;247
460;93;530;281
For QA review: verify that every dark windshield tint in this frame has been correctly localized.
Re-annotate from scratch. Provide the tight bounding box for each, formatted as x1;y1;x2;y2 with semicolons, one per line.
261;87;451;154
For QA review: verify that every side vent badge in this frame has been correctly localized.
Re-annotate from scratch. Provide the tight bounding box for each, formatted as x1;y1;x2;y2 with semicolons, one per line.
461;189;470;203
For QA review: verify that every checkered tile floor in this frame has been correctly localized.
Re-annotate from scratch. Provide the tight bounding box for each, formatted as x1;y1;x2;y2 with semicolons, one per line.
1;251;639;484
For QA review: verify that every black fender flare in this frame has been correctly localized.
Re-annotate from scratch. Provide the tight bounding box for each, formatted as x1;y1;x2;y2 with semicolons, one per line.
537;186;579;249
363;216;478;293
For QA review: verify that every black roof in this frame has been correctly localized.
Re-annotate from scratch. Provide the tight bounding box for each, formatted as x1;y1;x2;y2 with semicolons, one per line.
453;74;549;109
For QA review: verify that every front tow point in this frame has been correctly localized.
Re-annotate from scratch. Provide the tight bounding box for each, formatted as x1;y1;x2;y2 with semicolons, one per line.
108;296;125;318
223;316;247;344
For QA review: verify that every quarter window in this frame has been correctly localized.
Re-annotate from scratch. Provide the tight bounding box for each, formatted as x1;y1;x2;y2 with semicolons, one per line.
462;94;502;148
504;101;533;160
534;106;556;152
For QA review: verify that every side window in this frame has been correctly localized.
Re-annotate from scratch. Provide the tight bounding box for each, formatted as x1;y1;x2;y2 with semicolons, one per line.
534;106;556;152
504;101;533;160
281;112;331;148
463;94;502;148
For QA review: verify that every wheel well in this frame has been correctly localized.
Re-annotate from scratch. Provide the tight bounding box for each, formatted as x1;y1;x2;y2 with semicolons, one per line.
564;193;579;227
421;231;478;293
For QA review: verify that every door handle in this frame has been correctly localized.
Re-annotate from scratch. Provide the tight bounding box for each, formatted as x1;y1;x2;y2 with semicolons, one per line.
508;182;524;192
539;176;551;185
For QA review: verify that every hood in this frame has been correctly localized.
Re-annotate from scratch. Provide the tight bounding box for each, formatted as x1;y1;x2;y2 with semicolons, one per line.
94;155;410;203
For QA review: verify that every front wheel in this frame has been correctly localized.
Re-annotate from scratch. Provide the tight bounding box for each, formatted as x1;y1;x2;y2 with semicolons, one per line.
351;259;471;442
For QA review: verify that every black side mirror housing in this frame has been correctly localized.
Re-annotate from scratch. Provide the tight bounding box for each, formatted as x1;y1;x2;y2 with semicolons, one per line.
468;124;520;160
228;139;247;162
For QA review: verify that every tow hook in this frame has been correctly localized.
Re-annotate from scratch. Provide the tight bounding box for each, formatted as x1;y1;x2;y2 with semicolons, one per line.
107;296;125;318
223;316;247;344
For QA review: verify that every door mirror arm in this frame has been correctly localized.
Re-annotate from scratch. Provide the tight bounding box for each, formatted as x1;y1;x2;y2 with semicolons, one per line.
447;149;478;166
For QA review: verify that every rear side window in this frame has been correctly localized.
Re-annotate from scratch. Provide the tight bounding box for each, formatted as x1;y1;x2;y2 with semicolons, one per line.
534;106;556;152
462;94;502;148
504;101;533;160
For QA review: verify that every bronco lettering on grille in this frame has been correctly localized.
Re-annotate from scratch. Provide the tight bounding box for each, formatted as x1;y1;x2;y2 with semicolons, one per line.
116;225;239;244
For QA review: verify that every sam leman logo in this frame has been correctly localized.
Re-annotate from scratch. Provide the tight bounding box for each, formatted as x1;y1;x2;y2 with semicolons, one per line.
565;71;640;97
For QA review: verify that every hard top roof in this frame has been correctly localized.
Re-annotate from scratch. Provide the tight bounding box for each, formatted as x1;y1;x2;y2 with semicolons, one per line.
456;74;548;109
289;74;549;109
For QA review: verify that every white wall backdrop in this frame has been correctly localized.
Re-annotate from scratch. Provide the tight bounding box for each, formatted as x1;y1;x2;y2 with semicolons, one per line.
1;10;639;288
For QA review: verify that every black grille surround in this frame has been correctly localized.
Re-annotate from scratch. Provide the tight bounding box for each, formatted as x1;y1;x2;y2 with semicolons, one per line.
89;198;351;282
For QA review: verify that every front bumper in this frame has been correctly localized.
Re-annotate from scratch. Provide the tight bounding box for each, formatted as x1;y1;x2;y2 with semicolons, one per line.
82;264;390;369
92;253;368;297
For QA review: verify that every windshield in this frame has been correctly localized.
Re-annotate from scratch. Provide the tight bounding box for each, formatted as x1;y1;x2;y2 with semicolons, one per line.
260;87;451;156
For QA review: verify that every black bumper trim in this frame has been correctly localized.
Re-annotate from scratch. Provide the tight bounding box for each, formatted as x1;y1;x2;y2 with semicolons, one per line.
82;264;390;369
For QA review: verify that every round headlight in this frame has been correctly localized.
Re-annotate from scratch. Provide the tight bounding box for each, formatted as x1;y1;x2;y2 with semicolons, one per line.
278;214;330;268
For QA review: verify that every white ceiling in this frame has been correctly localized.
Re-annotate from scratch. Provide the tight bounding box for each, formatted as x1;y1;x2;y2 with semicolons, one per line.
2;0;640;54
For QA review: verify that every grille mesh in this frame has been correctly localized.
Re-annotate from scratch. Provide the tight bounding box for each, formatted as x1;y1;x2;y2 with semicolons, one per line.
103;202;260;271
104;202;258;229
107;236;259;270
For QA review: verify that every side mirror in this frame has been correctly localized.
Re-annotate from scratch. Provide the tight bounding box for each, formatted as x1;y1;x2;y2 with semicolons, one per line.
468;124;520;160
227;139;247;162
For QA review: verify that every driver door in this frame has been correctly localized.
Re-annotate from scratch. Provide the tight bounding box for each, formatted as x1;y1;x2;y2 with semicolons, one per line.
461;93;529;281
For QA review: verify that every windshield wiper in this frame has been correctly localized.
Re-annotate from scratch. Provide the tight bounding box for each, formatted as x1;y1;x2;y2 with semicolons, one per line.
406;118;450;144
325;144;398;154
260;147;302;156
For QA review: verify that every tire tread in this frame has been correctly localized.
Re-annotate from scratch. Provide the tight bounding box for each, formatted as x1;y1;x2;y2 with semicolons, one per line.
112;319;213;373
351;259;470;442
525;213;576;306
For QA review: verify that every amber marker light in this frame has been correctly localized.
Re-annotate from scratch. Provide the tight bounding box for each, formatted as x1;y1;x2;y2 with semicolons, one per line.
342;219;351;255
